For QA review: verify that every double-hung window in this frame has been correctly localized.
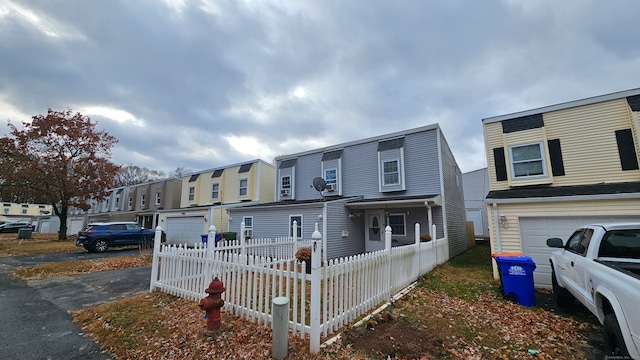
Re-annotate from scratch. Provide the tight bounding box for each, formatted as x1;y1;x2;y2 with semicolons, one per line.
155;193;161;205
324;169;337;185
510;143;545;178
243;216;253;238
289;215;302;238
211;183;220;200
239;179;248;197
382;160;400;185
188;186;195;202
281;176;291;191
140;194;146;207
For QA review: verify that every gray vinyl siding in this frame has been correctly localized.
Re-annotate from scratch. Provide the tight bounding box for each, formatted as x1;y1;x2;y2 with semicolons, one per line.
278;167;294;200
229;205;324;240
278;129;442;200
439;131;468;257
325;198;364;259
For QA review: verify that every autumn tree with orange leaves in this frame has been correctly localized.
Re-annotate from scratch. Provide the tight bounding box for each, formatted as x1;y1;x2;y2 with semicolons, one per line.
0;109;119;240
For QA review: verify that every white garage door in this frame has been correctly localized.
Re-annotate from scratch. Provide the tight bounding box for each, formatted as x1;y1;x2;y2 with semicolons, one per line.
520;215;637;288
40;220;50;233
165;216;206;246
67;219;84;235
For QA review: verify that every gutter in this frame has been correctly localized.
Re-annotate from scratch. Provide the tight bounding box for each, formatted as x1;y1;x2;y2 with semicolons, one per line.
492;202;502;253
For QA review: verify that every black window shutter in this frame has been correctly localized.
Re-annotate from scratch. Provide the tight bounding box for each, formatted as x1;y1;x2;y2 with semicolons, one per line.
615;129;639;171
547;139;565;176
493;147;508;181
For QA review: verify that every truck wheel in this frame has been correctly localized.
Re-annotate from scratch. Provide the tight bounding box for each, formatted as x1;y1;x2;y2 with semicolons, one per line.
92;239;109;253
551;270;573;307
604;314;630;357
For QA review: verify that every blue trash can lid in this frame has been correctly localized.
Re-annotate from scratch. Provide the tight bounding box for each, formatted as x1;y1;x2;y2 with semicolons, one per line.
494;256;535;264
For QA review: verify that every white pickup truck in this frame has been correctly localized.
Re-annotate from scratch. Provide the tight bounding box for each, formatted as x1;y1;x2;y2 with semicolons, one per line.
547;223;640;359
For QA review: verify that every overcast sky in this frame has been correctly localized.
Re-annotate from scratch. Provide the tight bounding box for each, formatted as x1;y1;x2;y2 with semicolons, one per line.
1;0;639;176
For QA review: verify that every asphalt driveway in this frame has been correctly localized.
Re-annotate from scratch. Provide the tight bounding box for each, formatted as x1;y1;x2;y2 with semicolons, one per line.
0;249;151;359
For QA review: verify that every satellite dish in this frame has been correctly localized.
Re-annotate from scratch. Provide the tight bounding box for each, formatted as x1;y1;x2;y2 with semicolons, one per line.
312;177;327;192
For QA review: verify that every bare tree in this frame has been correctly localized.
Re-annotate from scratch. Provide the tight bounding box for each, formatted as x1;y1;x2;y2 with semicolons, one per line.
169;167;193;179
114;164;165;187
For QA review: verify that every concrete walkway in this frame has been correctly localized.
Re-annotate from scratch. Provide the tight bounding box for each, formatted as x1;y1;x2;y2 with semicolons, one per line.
0;250;151;359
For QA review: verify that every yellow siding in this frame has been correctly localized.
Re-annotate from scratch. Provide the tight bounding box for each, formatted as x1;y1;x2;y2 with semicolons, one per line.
0;203;53;219
485;98;640;192
503;128;553;187
196;171;215;204
180;175;199;208
211;208;229;232
484;122;506;189
544;98;637;185
631;111;640;164
258;162;276;203
487;197;640;255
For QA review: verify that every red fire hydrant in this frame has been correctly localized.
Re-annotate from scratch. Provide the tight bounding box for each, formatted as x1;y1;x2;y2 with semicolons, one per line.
199;277;225;334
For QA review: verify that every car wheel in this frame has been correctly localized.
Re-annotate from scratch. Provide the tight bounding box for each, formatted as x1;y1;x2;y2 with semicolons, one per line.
551;270;574;307
92;239;109;253
604;313;630;357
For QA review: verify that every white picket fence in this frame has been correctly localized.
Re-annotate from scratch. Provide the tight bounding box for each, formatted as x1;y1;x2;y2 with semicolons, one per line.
149;222;448;354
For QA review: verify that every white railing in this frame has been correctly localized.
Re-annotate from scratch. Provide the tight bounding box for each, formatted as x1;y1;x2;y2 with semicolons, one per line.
149;222;448;354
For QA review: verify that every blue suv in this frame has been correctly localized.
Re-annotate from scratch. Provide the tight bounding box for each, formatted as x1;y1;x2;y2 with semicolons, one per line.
76;222;165;252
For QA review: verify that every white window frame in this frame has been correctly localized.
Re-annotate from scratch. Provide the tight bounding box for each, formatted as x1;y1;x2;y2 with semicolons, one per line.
155;193;161;205
289;215;303;238
382;159;401;186
128;197;133;209
238;178;248;197
140;194;146;207
211;183;220;200
387;213;406;236
188;186;195;202
509;142;546;179
243;216;253;238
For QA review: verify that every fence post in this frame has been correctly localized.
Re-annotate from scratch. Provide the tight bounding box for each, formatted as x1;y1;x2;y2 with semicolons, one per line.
272;297;289;360
385;225;392;301
240;221;246;255
208;225;216;247
310;223;322;354
205;225;216;287
292;220;297;242
414;223;420;278
149;225;163;292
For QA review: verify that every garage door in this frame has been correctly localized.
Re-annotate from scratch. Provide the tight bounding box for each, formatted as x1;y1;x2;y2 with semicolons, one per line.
67;218;84;235
165;216;206;246
520;215;637;288
40;220;50;233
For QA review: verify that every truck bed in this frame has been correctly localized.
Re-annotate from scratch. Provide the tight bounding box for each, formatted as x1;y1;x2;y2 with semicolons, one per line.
597;260;640;280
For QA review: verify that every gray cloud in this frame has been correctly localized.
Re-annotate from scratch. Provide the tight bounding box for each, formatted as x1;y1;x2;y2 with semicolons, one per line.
1;0;639;175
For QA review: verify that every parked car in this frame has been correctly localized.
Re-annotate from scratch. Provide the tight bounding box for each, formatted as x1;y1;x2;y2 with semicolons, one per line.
76;222;165;253
0;221;32;233
547;223;640;358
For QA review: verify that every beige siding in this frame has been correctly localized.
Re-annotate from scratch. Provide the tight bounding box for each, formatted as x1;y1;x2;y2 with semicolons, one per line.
544;98;637;185
503;128;553;187
631;111;640;164
487;197;640;255
484;122;506;190
258;162;276;203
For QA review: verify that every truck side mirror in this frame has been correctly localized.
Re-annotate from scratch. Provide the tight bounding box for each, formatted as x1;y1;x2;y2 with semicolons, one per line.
546;238;564;248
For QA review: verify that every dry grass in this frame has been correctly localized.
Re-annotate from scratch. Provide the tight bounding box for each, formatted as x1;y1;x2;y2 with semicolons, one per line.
12;253;153;280
0;232;77;256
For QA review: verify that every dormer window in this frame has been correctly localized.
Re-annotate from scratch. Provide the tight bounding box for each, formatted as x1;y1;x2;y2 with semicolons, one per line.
378;137;405;192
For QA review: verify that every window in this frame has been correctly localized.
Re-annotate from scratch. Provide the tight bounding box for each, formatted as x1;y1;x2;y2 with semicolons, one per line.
281;176;291;190
243;216;253;238
140;194;146;207
3;208;8;214
289;215;302;238
128;197;133;209
211;183;220;200
509;143;545;178
382;160;400;185
21;208;27;214
126;223;142;231
566;229;584;254
188;186;195;202
155;193;161;205
115;197;120;206
239;179;248;197
324;169;337;185
387;214;406;236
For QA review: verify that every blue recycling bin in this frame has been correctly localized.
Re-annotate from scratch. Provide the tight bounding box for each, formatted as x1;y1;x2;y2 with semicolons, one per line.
201;234;208;245
494;256;536;306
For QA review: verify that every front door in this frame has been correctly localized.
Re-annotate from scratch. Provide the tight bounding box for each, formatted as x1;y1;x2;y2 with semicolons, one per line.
365;211;385;252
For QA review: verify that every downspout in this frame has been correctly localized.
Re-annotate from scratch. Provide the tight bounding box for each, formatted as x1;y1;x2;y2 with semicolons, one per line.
492;202;502;253
436;128;447;239
322;202;328;263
